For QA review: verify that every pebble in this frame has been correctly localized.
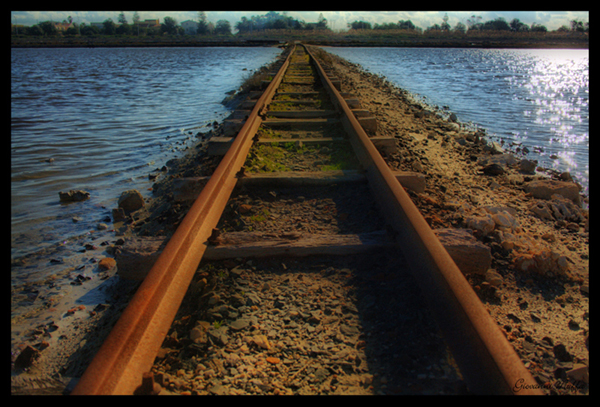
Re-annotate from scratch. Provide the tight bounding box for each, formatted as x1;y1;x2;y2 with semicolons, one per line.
519;159;537;174
58;190;90;202
484;269;503;287
98;257;116;270
566;364;589;384
12;48;589;397
14;346;40;370
553;344;573;362
482;163;505;175
118;189;145;213
150;255;465;395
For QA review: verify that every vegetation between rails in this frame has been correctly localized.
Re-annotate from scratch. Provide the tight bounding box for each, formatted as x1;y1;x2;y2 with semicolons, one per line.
244;142;359;174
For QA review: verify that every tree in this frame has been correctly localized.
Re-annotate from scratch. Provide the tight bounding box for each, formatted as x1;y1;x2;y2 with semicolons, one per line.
530;23;547;33
118;12;128;25
161;16;179;35
441;13;450;31
147;25;161;36
453;22;467;34
235;11;307;33
348;20;371;30
80;23;99;36
482;17;510;31
65;24;80;36
570;19;585;32
103;19;116;35
286;17;304;30
398;20;417;30
132;11;141;35
38;21;58;36
215;19;232;35
236;16;252;34
510;18;529;32
272;18;287;29
373;22;396;30
264;11;282;27
466;15;482;31
263;13;294;30
27;24;44;36
426;23;442;32
116;22;132;35
316;13;328;30
197;11;210;34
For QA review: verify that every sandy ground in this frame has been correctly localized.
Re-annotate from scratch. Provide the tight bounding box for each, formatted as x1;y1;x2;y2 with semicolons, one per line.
319;47;588;394
11;45;589;395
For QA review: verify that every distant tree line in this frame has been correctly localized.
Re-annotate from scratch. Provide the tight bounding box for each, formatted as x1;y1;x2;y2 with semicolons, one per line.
12;11;588;37
347;14;589;34
235;11;329;33
348;19;419;32
14;12;185;37
12;11;331;37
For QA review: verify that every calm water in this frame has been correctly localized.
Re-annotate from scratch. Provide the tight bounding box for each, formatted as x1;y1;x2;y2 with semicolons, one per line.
11;47;281;268
327;47;589;193
10;46;589;283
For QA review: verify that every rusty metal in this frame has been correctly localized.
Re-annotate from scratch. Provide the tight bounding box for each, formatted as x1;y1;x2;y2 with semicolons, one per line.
72;43;541;395
71;45;296;395
306;44;542;395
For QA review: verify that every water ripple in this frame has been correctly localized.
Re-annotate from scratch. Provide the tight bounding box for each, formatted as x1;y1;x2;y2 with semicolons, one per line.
11;47;281;263
327;47;589;193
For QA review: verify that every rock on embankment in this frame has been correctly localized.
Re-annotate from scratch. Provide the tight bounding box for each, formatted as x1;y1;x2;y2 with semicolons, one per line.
58;190;90;202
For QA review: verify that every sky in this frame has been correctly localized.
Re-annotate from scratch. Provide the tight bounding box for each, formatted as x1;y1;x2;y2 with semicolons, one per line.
11;11;589;32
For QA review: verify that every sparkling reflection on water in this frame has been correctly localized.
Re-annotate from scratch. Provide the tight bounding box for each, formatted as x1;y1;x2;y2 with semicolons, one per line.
326;47;589;193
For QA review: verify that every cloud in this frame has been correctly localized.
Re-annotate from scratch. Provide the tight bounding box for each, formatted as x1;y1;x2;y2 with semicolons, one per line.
12;10;588;31
312;11;589;31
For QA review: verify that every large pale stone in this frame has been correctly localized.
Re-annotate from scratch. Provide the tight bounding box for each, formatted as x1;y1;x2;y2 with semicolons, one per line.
115;237;167;280
490;141;504;155
485;269;504;287
529;193;585;222
477;153;517;167
482;206;520;230
519;159;537;174
512;249;570;275
98;257;116;270
524;180;581;205
118;190;145;213
567;364;589;384
434;228;492;275
491;211;519;230
465;212;496;235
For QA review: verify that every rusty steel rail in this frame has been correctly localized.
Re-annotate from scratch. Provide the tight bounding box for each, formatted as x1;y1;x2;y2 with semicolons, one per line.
71;45;296;395
72;43;541;395
305;44;541;395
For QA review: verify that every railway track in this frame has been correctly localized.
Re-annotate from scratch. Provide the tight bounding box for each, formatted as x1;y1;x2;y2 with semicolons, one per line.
72;44;541;395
